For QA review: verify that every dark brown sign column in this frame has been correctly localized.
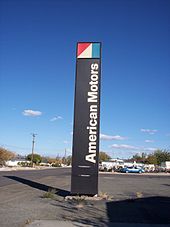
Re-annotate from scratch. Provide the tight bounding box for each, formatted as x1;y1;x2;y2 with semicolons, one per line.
71;42;101;195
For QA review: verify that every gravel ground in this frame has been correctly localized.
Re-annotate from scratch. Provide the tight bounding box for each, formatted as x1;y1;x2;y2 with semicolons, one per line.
0;169;170;227
0;176;108;227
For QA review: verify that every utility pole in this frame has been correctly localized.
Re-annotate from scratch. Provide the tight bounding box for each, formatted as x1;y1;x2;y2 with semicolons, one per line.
31;133;37;167
64;148;67;165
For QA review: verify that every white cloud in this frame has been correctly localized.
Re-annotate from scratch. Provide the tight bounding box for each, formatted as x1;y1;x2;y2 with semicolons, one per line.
23;109;42;117
145;140;154;143
140;128;158;135
50;116;63;122
143;147;156;152
63;140;69;144
100;134;127;141
111;144;138;150
110;144;157;153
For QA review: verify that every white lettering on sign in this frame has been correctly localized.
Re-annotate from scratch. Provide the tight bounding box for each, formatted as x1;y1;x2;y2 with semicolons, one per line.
86;63;99;164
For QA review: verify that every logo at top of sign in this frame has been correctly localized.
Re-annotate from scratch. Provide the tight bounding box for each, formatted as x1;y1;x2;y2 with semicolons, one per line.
77;43;100;58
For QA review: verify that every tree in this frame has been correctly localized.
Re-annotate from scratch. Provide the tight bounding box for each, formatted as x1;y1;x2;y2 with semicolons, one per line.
0;147;15;166
65;155;72;166
26;153;42;164
47;156;62;167
99;151;111;162
154;149;170;165
61;155;72;166
41;156;49;163
145;154;157;165
127;150;170;165
132;154;142;162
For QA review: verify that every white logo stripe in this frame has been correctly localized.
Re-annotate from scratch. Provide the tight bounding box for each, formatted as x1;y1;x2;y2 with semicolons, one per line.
77;44;92;58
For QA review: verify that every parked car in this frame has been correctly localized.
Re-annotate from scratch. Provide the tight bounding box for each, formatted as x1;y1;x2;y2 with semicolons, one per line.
120;166;145;173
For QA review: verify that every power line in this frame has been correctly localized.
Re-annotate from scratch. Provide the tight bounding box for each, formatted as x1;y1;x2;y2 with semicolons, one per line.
0;142;67;152
0;143;30;150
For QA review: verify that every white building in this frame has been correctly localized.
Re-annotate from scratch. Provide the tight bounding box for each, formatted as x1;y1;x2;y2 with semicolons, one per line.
6;160;30;167
161;161;170;170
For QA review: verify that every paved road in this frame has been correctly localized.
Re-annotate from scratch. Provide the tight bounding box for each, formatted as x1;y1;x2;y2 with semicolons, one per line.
1;168;170;198
0;168;170;227
0;168;71;187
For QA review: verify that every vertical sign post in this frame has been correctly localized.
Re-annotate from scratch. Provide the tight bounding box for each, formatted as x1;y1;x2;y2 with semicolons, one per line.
71;42;101;195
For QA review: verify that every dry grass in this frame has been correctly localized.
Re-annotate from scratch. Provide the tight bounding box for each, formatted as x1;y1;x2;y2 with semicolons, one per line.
136;192;143;198
42;187;56;199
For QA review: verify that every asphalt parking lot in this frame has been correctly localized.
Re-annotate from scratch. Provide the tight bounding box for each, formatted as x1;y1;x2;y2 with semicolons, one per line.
0;168;170;227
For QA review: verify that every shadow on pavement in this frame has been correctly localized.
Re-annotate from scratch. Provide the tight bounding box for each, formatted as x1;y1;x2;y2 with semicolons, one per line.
3;176;170;226
163;184;170;187
107;196;170;224
52;199;108;227
4;175;70;197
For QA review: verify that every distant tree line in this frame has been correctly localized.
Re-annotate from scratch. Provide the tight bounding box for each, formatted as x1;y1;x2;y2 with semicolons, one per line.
25;153;72;167
25;152;111;166
125;149;170;165
99;151;111;162
1;147;169;167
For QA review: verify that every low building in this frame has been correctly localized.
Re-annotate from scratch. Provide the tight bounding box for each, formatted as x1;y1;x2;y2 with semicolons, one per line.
6;159;30;167
161;161;170;171
100;159;124;171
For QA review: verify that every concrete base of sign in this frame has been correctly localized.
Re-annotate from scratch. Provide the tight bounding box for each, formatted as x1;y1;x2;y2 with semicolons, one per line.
65;193;111;201
26;220;93;227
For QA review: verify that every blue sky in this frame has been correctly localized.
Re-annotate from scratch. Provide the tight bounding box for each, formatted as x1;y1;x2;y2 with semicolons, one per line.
0;0;170;158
